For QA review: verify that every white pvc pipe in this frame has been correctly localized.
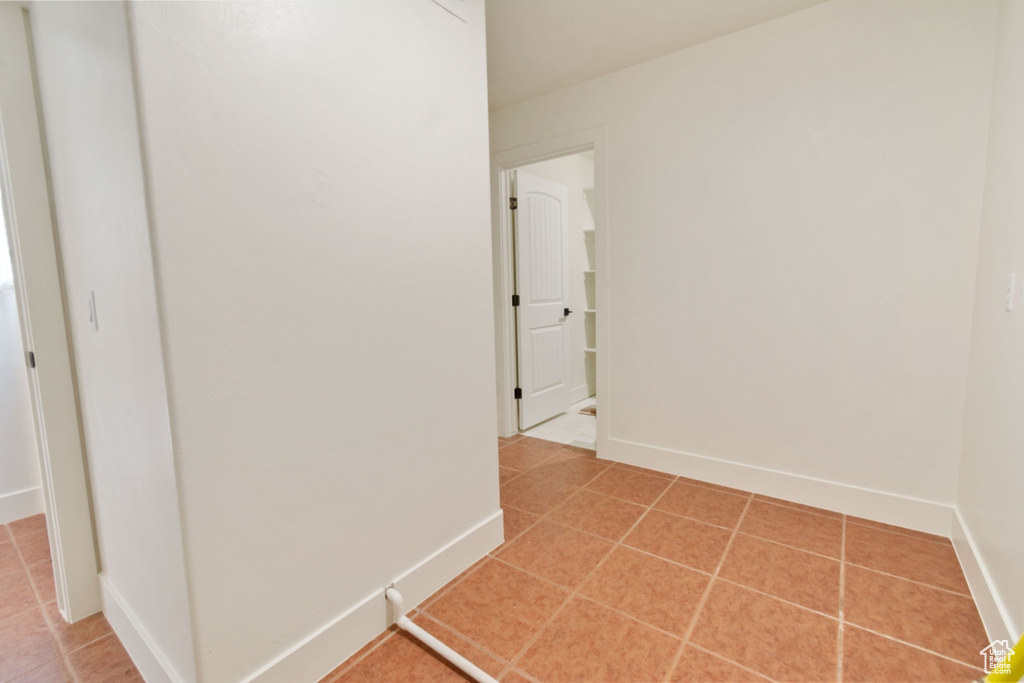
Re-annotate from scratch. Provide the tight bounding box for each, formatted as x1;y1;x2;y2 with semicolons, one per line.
384;587;498;683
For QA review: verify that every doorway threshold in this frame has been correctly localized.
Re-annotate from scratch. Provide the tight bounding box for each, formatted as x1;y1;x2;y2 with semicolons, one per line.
519;397;596;450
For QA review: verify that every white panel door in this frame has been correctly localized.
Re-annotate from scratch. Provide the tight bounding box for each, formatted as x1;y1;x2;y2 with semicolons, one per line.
515;170;571;430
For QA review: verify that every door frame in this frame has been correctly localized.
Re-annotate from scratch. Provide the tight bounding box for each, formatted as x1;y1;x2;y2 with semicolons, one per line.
490;127;609;455
0;3;101;621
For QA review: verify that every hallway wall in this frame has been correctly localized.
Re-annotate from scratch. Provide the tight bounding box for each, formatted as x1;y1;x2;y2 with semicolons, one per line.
30;2;196;678
32;2;499;680
490;0;997;529
127;1;499;680
957;0;1024;643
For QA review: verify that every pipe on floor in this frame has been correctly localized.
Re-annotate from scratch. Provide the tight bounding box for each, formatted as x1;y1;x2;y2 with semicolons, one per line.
384;586;498;683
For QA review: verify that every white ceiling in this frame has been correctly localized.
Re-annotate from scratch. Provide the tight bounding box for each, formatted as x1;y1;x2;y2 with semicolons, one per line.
485;0;830;110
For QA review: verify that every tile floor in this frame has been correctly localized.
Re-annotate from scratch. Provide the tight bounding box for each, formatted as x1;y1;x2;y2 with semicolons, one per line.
2;436;990;683
323;435;989;682
520;398;597;449
0;515;141;682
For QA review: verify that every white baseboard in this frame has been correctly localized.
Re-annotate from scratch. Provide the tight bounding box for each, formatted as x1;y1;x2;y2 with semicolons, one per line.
608;438;954;536
569;385;595;405
951;509;1017;642
100;574;189;683
248;509;504;683
0;486;44;525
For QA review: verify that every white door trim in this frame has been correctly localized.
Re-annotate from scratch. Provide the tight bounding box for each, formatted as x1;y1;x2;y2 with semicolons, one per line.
490;127;609;456
0;4;101;621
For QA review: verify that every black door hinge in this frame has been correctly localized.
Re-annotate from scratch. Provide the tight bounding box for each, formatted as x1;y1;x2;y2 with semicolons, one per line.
514;387;522;399
28;351;35;368
512;294;520;307
509;197;517;210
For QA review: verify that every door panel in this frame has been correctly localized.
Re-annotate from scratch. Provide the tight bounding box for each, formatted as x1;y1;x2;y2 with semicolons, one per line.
529;326;564;392
515;170;570;430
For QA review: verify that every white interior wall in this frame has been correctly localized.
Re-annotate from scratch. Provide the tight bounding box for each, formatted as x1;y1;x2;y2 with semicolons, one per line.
126;2;499;680
29;3;196;679
490;0;997;529
519;154;596;403
957;0;1024;643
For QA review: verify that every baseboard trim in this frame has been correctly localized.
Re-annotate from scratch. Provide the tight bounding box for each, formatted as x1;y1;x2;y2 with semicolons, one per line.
100;574;188;683
248;509;504;683
951;508;1016;642
0;486;44;525
608;438;954;536
569;385;594;405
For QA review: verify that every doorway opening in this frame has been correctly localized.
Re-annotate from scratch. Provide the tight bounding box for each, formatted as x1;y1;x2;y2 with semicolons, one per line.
0;171;43;524
491;128;608;455
511;153;596;448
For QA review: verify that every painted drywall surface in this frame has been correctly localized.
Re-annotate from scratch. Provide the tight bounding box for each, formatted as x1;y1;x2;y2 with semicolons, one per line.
128;1;498;680
29;3;196;678
958;0;1024;641
519;154;596;403
0;283;40;516
491;0;996;506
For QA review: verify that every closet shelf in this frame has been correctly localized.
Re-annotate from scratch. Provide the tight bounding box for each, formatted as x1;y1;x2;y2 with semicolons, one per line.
584;347;597;354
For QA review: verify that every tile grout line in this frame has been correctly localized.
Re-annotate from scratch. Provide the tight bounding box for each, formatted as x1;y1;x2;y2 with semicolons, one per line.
485;447;620;678
711;576;840;623
509;499;852;625
408;612;519;680
353;440;982;682
497;448;606;508
441;444;980;680
840;520;984;672
505;512;851;627
838;514;847;682
845;519;953;547
8;518;145;683
421;554;494;611
0;550;42;625
684;642;779;682
749;496;844;520
29;544;78;683
499;469;682;679
498;454;879;679
840;621;988;671
442;448;624;680
728;528;843;562
581;489;967;598
411;612;518;681
547;498;974;600
508;452;901;560
843;561;974;598
662;493;755;682
482;554;690;643
7;521;74;683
